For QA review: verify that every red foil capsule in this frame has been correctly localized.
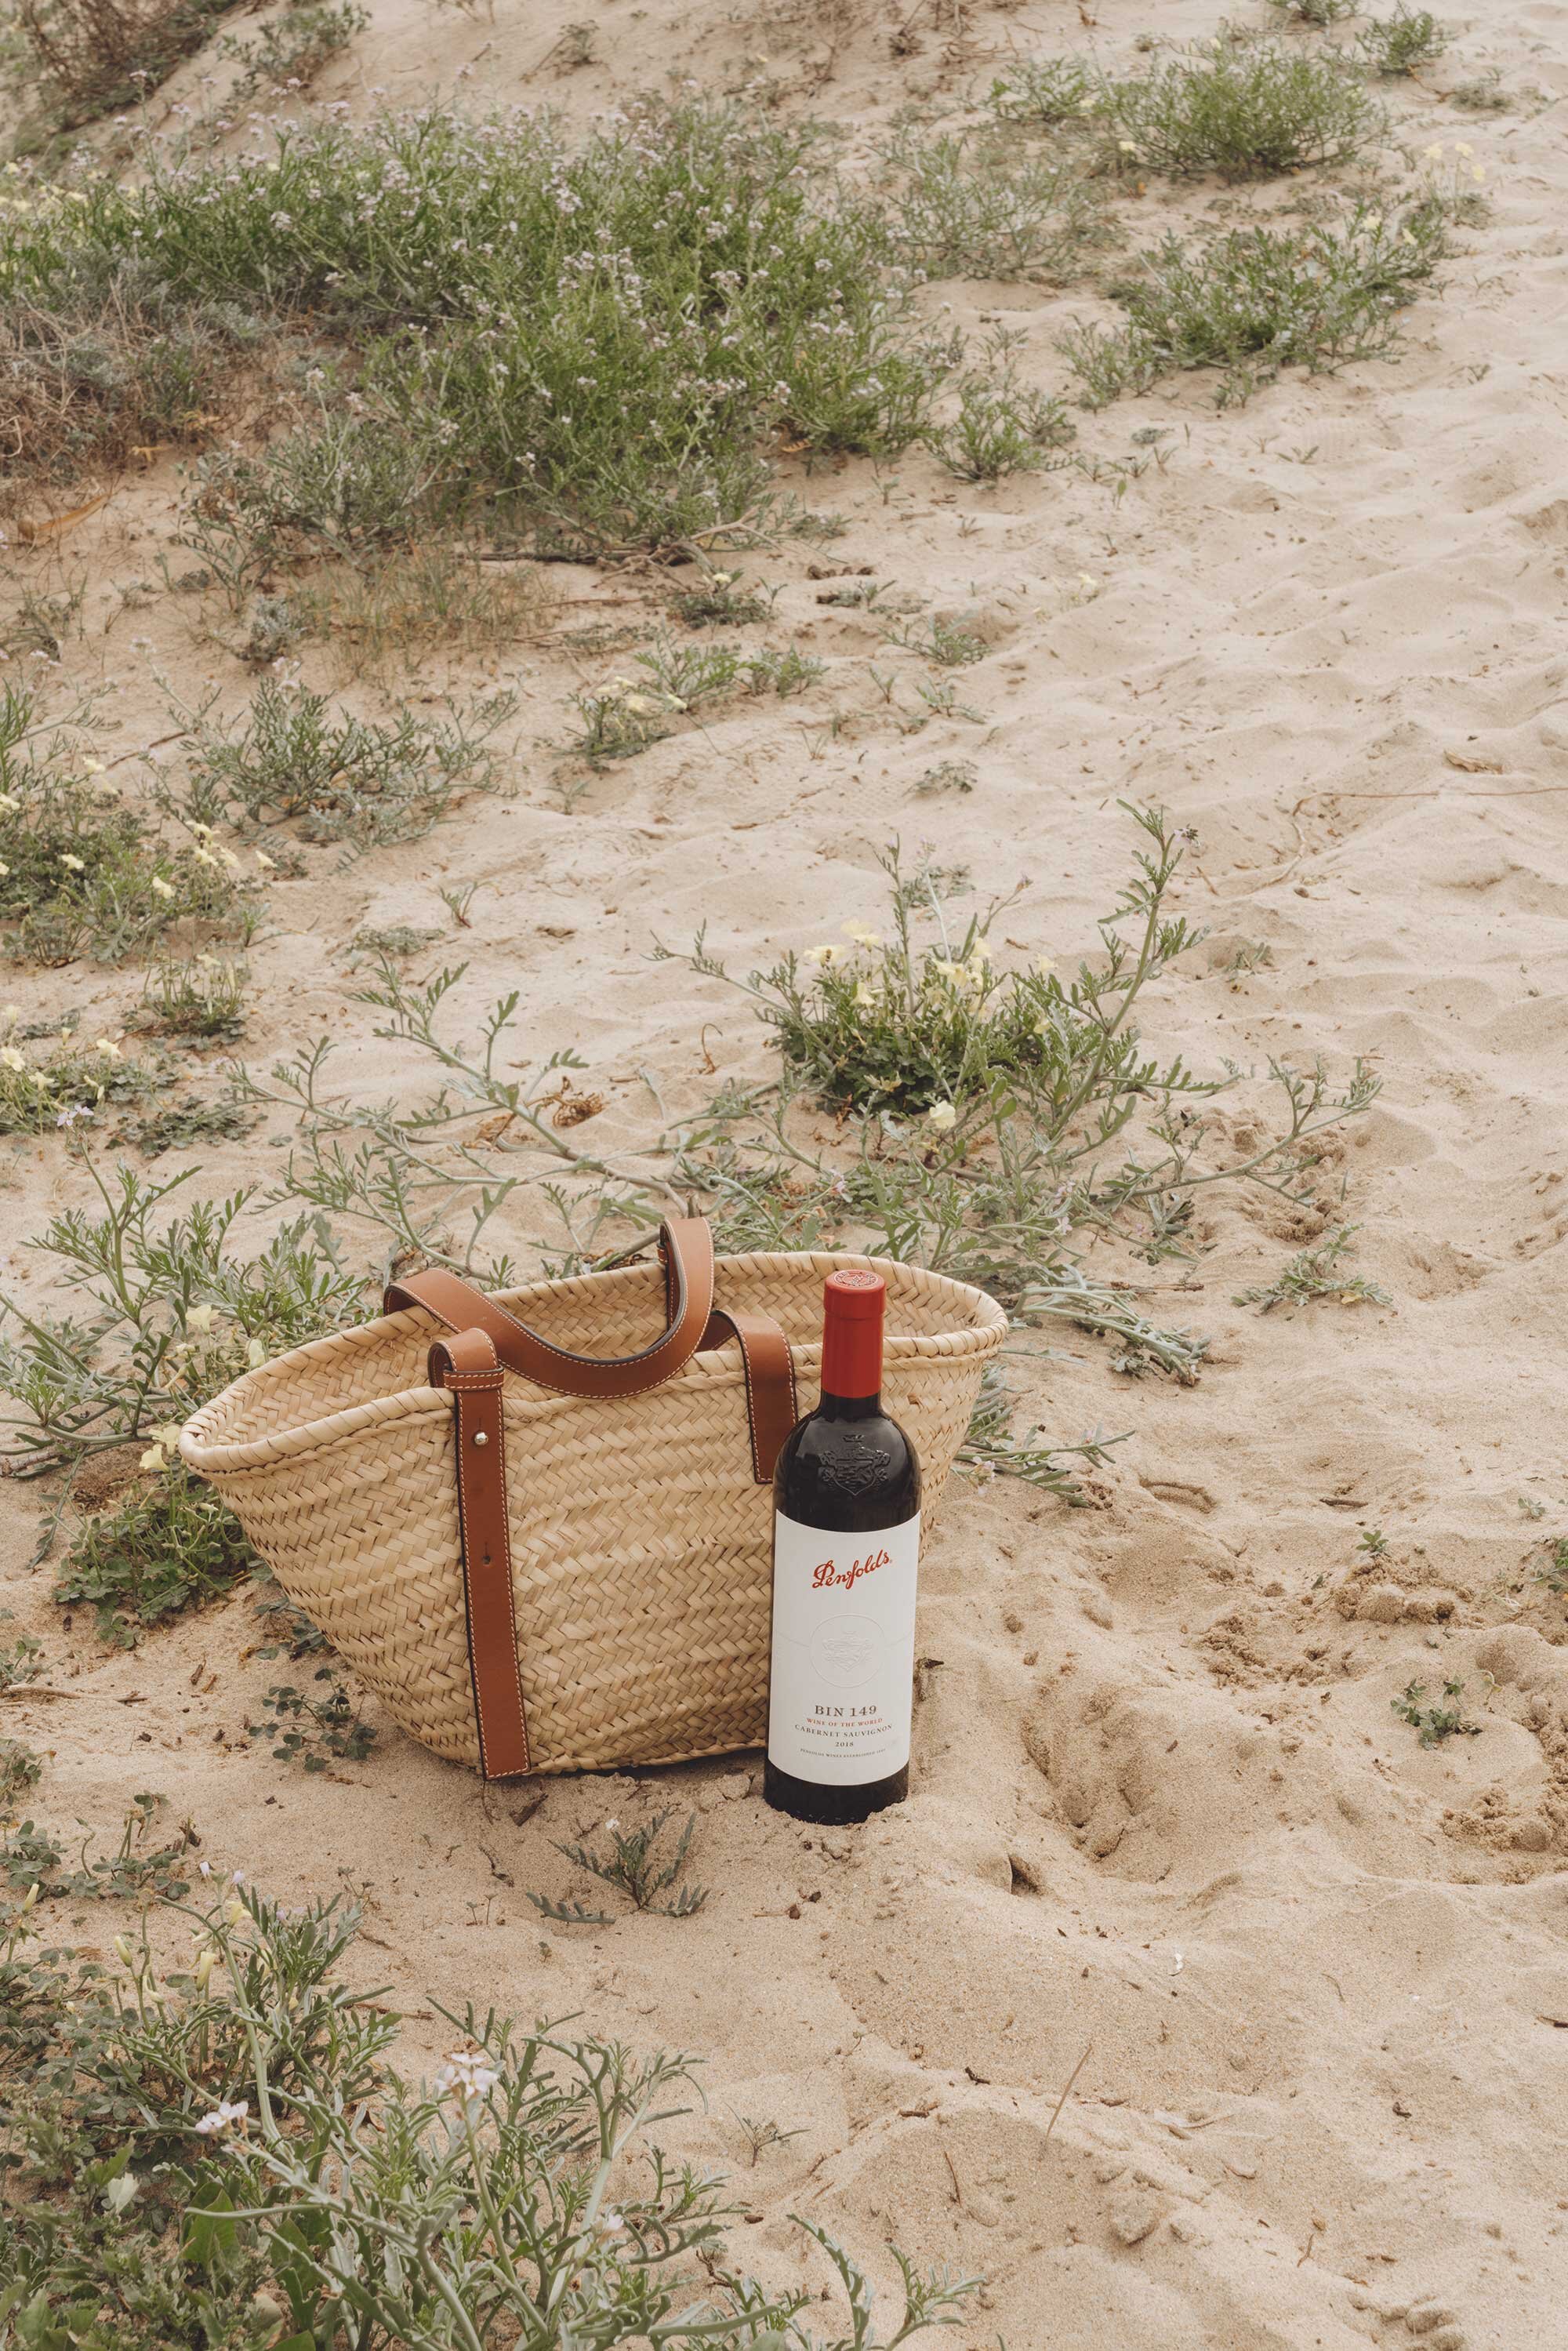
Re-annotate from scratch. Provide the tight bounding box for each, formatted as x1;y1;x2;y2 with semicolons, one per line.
819;1267;885;1401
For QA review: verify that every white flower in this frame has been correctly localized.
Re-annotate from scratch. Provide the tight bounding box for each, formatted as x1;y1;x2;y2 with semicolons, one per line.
81;758;104;776
0;792;18;812
60;852;85;873
193;2099;249;2137
435;2050;499;2102
198;1859;213;1879
151;876;176;899
805;943;843;967
187;1303;216;1332
94;1036;120;1058
0;1046;23;1073
842;921;882;947
254;849;276;872
0;863;9;879
926;1101;957;1132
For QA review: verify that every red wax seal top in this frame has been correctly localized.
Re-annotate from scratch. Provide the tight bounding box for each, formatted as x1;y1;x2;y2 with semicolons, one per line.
821;1268;886;1398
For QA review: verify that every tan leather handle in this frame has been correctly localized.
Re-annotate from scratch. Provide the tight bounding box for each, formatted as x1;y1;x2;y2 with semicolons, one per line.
428;1328;531;1779
386;1217;716;1401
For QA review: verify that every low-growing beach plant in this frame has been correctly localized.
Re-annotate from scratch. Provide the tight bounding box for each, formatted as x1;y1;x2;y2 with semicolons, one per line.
1358;5;1446;74
216;0;366;97
1082;39;1383;178
1062;198;1450;408
1;1786;192;1902
883;614;986;667
527;1808;709;1925
0;1019;154;1135
731;2109;806;2166
1267;0;1359;24
248;1666;376;1771
1233;1223;1391;1313
921;360;1075;482
116;1081;260;1158
0;684;260;966
55;1461;258;1643
989;55;1096;125
0;1161;366;1490
136;954;249;1045
878;125;1109;280
958;1362;1129;1502
0;1874;977;2348
2;102;953;551
174;674;515;850
1392;1677;1480;1746
15;0;238;128
672;569;776;628
1532;1536;1568;1596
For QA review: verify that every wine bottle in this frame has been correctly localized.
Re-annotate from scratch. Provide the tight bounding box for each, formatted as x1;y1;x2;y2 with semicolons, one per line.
764;1268;923;1825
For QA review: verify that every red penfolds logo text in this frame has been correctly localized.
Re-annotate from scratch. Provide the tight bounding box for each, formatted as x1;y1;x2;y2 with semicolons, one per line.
811;1546;891;1593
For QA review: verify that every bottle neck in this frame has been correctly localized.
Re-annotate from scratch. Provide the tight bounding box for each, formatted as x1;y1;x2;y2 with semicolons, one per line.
816;1387;883;1423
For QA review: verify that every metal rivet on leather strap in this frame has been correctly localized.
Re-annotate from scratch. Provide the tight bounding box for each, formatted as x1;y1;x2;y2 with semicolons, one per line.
473;1430;488;1446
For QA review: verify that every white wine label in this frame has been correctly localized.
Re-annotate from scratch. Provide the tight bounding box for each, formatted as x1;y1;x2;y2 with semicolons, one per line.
768;1510;921;1786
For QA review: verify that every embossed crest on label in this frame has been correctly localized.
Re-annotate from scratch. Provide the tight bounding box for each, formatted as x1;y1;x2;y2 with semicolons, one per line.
768;1509;920;1786
813;1430;892;1498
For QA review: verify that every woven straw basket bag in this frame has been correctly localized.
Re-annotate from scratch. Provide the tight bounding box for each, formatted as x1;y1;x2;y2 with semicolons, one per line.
180;1218;1004;1780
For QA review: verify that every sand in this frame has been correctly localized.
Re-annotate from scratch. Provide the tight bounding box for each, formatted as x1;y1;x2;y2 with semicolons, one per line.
5;0;1568;2342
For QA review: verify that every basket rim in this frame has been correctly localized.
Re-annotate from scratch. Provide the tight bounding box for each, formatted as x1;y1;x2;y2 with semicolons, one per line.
180;1247;1006;1477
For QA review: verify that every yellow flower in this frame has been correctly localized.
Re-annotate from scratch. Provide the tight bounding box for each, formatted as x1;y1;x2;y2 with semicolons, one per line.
254;850;276;872
853;980;875;1008
842;921;882;947
1471;163;1486;183
113;1935;136;1966
151;876;176;899
193;847;219;868
925;1101;957;1132
151;1421;184;1448
805;943;843;967
194;1946;218;1991
0;863;9;880
60;852;85;873
187;1303;216;1333
94;1036;120;1058
0;1046;24;1073
139;1444;165;1473
82;758;105;776
1034;954;1054;979
1454;141;1473;158
1423;143;1444;160
0;793;17;812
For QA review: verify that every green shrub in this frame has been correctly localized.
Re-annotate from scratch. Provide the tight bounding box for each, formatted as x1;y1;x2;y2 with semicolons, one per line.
1358;5;1446;74
0;1021;154;1135
0;1161;366;1483
0;1874;979;2349
2;104;949;550
55;1463;259;1644
177;674;514;849
0;685;259;966
16;0;238;129
1062;198;1450;407
878;125;1109;278
136;955;249;1045
1086;39;1381;178
922;353;1075;481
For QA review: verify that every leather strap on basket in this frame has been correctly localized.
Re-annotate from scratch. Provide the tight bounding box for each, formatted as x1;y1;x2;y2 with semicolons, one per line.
428;1330;531;1780
387;1216;797;1483
386;1218;717;1401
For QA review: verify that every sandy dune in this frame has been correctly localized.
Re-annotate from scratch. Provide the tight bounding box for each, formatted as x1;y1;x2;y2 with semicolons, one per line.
5;0;1568;2343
